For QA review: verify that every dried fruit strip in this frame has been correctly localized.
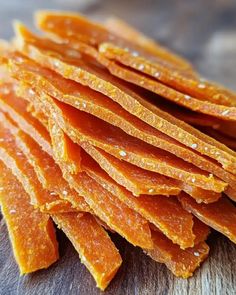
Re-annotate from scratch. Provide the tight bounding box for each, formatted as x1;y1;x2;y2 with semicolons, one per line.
0;161;58;273
15;130;90;212
8;55;236;191
61;171;153;249
49;118;180;196
7;99;153;249
104;61;236;121
49;120;195;248
179;193;236;244
53;213;122;290
0;83;52;155
35;12;236;107
17;84;226;193
0;119;74;213
0;109;90;212
146;230;209;278
14;30;236;174
99;42;236;108
36;11;192;72
82;143;221;203
79;150;196;249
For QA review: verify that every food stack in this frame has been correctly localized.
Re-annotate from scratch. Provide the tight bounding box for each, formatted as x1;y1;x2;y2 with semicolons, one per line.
0;11;236;290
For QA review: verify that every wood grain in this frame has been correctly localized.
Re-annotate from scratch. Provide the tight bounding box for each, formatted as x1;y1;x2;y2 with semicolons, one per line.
0;0;236;294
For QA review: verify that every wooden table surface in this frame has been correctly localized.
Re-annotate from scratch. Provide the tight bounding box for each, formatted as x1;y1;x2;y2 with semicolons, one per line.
0;1;236;294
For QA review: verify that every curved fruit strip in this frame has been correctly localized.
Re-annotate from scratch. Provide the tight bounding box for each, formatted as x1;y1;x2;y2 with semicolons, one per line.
17;84;227;193
146;230;209;278
0;83;52;156
53;213;122;290
8;55;236;192
99;42;236;108
0;120;74;213
103;16;194;71
179;192;236;244
35;11;193;73
14;131;90;213
49;118;181;196
80;150;196;249
14;30;236;174
49;122;195;249
0;161;59;274
104;61;236;121
35;11;236;107
0;92;89;212
62;171;153;249
82;143;221;204
45;119;153;249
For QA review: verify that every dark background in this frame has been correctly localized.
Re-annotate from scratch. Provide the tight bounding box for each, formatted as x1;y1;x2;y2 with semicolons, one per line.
0;1;236;294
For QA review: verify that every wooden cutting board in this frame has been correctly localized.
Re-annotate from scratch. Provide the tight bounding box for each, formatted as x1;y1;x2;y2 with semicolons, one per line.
0;0;236;294
0;216;236;295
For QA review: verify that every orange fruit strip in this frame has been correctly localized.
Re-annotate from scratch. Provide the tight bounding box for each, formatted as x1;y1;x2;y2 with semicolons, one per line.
82;143;221;203
14;130;90;213
52;212;122;290
0;160;59;273
103;60;236;121
0;96;89;212
50;121;81;174
35;11;193;73
10;96;153;249
146;230;209;278
79;149;196;249
35;11;236;107
15;83;227;193
99;42;236;107
61;171;153;249
103;16;194;71
179;192;236;244
0;83;52;156
13;26;236;174
0;117;74;213
8;56;236;192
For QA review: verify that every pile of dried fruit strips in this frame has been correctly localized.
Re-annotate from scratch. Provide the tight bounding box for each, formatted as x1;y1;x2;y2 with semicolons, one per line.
0;11;236;291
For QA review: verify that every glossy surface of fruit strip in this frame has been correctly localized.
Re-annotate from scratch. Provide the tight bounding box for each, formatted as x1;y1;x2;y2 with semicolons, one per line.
53;212;122;290
179;192;236;244
0;161;58;273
